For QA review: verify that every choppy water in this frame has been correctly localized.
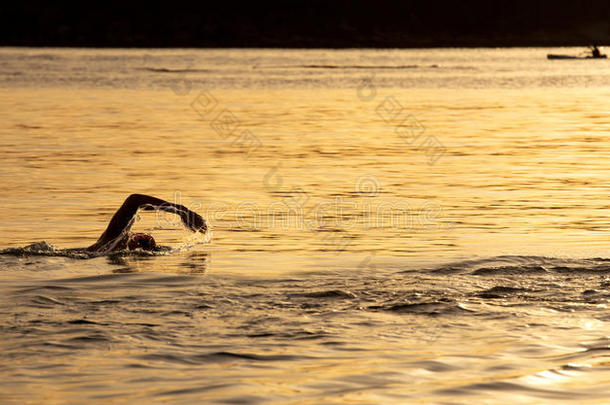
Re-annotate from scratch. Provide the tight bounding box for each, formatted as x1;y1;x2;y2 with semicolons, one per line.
1;47;610;404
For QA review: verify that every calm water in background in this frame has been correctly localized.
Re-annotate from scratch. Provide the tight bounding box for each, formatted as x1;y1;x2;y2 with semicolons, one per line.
1;47;610;403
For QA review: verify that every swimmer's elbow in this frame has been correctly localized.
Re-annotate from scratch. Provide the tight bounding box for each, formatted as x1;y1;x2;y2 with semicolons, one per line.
123;194;165;211
126;193;146;203
124;194;151;208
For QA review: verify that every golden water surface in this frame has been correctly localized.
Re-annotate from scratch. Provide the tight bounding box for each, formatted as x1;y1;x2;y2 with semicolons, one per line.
0;48;609;404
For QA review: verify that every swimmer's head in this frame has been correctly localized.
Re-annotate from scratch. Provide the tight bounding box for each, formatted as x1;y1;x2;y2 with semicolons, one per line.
127;233;156;251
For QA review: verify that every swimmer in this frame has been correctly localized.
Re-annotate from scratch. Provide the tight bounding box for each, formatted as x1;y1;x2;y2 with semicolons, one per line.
87;194;207;253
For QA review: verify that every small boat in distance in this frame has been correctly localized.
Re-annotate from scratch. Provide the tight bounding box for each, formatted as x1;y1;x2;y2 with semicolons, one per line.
547;54;607;60
548;45;607;60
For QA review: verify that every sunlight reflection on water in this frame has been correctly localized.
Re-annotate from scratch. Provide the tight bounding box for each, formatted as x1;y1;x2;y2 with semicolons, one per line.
1;47;610;404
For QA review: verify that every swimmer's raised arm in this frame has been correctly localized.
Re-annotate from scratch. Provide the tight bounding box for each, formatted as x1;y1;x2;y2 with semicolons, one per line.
87;194;206;252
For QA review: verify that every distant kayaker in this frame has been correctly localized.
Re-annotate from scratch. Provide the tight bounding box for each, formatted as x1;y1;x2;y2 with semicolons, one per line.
591;45;601;58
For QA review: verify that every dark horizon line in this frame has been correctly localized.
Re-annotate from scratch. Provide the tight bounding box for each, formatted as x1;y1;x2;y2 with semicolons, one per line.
1;43;608;50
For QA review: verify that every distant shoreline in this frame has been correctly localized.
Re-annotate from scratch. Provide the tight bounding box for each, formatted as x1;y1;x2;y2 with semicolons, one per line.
1;43;607;49
3;2;609;49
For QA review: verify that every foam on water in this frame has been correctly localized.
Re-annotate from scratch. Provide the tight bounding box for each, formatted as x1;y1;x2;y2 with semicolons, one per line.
0;232;210;260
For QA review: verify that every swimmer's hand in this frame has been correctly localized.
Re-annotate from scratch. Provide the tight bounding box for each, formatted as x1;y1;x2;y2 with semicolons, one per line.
180;210;207;233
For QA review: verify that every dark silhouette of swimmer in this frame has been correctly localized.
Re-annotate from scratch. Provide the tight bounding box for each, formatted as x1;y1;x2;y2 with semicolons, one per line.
87;194;207;253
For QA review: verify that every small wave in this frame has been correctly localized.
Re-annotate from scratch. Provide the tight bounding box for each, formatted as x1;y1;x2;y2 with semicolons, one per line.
292;290;357;299
550;340;610;362
369;299;471;316
18;285;72;293
137;67;210;73
65;334;113;344
67;319;105;325
30;295;66;307
17;53;62;61
256;64;439;69
472;265;549;276
437;381;570;399
407;360;460;372
300;64;424;69
153;383;234;397
426;255;610;276
476;286;532;298
138;351;313;365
